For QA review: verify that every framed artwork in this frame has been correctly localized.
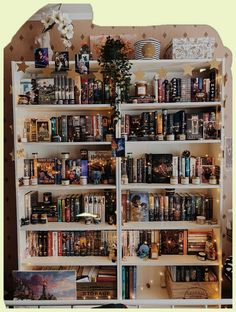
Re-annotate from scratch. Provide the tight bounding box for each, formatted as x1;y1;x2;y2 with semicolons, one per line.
36;119;50;141
13;270;76;300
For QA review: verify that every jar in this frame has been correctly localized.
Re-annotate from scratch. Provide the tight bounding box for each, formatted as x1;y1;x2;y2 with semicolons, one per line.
209;175;217;185
192;176;200;185
80;176;87;185
196;215;206;224
181;176;189;185
23;176;30;186
40;214;48;224
135;81;147;97
166;134;175;141
61;179;70;186
197;251;207;261
170;176;178;185
31;177;38;186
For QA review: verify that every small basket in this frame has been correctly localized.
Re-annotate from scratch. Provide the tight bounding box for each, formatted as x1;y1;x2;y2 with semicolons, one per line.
134;38;160;60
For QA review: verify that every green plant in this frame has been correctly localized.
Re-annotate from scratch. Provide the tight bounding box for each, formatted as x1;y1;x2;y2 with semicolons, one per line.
98;36;132;127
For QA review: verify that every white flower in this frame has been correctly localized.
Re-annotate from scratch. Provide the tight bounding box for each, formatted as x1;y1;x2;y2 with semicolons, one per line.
41;13;54;29
41;9;74;48
52;10;63;24
62;38;72;48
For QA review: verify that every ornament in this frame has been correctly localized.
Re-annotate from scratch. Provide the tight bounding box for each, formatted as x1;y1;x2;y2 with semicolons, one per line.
209;58;220;70
134;70;145;81
17;62;29;73
183;64;194;76
41;67;53;76
93;70;103;81
157;67;167;79
67;70;80;80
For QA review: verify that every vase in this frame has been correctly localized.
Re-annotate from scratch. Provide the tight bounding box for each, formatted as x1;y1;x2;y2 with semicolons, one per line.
35;31;53;61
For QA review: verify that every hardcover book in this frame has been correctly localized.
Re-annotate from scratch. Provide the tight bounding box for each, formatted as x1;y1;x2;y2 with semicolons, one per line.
129;192;149;222
37;158;56;184
13;270;76;300
160;230;186;255
152;154;173;183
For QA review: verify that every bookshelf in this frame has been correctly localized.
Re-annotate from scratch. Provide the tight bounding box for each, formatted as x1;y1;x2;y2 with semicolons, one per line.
12;57;224;306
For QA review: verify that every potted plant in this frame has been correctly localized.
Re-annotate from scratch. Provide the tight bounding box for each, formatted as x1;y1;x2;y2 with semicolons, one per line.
98;36;132;129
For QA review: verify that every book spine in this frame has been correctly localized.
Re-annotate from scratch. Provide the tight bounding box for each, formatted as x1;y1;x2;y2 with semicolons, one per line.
172;156;178;177
88;78;94;104
142;157;147;183
133;157;137;183
181;157;186;178
162;109;168;136
185;157;190;177
146;154;153;183
70;196;75;222
61;115;67;142
58;231;62;256
164;196;169;221
62;198;66;222
70;231;74;256
42;231;48;256
38;231;43;256
52;231;58;256
81;77;88;104
133;266;137;299
122;266;126;299
57;198;62;222
47;231;52;256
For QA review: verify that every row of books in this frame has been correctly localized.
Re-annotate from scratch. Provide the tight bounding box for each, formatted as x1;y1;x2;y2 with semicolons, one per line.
25;230;116;257
121;110;218;141
24;115;112;143
167;266;218;282
122;229;214;256
24;191;116;224
122;266;137;299
122;153;219;184
23;151;116;185
122;191;213;223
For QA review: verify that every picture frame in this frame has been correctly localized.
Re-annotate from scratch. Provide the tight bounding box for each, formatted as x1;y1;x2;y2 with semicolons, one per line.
34;48;49;68
36;119;51;142
12;270;76;300
55;51;69;71
75;53;89;74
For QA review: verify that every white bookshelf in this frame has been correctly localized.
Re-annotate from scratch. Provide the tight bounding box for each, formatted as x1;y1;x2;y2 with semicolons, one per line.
12;57;225;306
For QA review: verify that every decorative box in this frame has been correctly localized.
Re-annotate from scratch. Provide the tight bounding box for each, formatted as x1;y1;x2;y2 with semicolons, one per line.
165;37;215;59
134;38;160;60
165;269;219;299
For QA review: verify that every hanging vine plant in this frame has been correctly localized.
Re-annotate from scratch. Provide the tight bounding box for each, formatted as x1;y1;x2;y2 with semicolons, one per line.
98;36;132;128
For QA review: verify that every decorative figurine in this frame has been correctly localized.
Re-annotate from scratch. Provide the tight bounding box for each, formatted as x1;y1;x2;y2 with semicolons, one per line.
137;242;150;259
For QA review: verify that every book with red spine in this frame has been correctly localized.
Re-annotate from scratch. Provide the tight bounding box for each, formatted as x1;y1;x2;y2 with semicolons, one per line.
58;231;62;256
47;231;53;256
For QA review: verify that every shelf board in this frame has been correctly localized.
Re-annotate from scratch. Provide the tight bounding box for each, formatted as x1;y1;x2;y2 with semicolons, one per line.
122;221;220;230
18;184;116;191
20;222;116;231
122;255;219;266
126;140;221;145
15;104;111;111
121;102;222;110
21;256;116;266
121;183;220;190
21;141;111;146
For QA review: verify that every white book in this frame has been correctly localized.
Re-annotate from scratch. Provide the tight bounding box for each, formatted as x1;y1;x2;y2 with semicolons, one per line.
172;156;178;178
52;231;58;257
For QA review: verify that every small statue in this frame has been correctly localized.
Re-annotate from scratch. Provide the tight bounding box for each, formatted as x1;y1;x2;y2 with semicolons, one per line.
35;31;53;61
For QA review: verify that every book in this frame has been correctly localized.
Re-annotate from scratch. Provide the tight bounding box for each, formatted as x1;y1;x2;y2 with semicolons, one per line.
129;192;149;222
152;154;172;183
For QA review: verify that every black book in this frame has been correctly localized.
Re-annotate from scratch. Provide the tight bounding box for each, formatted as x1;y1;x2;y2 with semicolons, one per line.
162;110;168;136
152;154;172;183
